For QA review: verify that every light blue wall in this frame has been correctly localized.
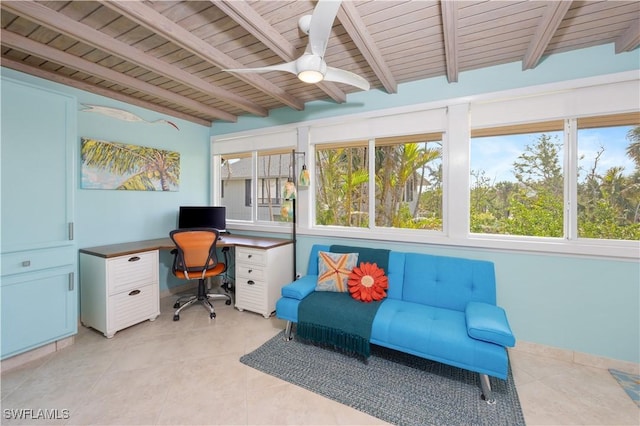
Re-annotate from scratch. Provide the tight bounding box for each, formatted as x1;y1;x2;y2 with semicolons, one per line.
1;67;211;292
211;44;640;364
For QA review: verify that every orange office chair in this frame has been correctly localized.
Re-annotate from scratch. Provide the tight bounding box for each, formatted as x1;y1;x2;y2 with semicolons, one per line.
170;228;232;321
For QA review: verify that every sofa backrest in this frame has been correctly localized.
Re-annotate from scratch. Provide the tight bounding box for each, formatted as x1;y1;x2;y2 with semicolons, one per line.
306;244;331;275
305;244;496;311
402;253;496;311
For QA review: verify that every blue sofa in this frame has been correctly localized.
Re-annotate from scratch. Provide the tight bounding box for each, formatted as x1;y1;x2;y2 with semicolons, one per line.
276;244;516;403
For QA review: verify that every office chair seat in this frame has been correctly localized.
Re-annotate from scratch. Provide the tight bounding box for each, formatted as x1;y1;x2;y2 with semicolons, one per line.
170;228;232;321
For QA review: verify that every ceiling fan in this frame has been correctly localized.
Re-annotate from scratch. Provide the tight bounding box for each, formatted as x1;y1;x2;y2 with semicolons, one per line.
223;0;370;91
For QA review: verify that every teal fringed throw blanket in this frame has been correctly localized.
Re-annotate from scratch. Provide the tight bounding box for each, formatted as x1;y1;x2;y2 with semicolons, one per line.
297;292;383;358
297;245;390;358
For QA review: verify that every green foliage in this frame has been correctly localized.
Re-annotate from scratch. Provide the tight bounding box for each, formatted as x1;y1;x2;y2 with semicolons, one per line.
315;126;639;241
471;127;639;240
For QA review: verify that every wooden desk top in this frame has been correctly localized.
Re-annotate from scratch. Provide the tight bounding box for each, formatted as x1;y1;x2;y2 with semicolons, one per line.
79;235;293;258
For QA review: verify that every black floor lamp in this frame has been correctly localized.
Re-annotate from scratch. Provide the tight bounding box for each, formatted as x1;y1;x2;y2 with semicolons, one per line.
283;149;308;281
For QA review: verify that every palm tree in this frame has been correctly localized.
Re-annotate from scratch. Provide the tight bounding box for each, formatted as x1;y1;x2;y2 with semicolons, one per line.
81;138;179;191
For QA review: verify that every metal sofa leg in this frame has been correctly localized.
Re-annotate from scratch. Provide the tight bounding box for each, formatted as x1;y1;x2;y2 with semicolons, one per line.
284;321;293;341
479;374;496;404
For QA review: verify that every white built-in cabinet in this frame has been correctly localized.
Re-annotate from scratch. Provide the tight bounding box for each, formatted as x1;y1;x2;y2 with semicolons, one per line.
235;244;293;318
0;77;77;359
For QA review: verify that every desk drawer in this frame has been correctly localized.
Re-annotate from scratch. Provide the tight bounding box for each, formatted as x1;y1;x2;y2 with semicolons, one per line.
109;283;158;332
236;264;264;280
107;250;158;295
235;278;266;312
236;248;266;266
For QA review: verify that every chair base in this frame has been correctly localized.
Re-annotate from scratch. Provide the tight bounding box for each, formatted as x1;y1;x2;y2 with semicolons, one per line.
173;278;232;321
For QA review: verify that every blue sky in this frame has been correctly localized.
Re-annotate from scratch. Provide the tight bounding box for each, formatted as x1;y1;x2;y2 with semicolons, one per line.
471;126;636;183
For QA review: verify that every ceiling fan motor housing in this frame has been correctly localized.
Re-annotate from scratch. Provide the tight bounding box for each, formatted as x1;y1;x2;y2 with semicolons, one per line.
296;53;327;83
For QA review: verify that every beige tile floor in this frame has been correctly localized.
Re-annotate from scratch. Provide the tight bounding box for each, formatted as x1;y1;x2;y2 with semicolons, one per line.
1;295;638;425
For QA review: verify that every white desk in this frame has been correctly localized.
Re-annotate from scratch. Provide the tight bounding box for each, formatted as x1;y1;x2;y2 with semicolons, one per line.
79;235;293;337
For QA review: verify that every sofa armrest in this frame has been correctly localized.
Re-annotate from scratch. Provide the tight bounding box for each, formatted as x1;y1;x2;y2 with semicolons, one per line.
465;301;515;347
281;275;317;300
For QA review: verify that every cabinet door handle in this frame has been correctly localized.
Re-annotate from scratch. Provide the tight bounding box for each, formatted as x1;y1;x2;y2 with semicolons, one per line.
68;272;74;291
247;280;255;285
128;256;141;262
247;254;252;258
248;269;253;273
129;289;141;296
22;260;31;267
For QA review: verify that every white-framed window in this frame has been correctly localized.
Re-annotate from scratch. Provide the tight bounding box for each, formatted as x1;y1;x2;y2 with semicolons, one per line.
470;121;565;237
213;76;639;258
216;148;296;225
576;113;640;240
314;133;443;230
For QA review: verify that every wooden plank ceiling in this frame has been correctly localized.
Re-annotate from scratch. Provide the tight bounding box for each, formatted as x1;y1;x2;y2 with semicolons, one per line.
1;1;638;127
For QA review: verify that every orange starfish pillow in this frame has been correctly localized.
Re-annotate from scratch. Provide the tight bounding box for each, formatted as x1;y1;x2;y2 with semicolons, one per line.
348;262;388;302
316;251;359;292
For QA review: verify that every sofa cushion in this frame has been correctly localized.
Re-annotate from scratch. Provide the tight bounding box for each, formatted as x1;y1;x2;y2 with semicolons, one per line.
316;251;359;292
371;299;509;379
330;245;390;272
348;262;388;302
402;253;496;311
465;302;515;347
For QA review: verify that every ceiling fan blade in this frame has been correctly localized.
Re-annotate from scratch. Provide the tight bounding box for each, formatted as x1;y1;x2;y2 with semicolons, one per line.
324;67;370;91
223;61;297;75
307;0;342;57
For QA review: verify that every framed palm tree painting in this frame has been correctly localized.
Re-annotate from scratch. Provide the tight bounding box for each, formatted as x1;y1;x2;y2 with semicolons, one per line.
81;137;180;191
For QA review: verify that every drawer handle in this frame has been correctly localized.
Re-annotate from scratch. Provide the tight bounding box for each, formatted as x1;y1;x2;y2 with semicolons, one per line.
128;256;141;262
129;289;141;296
22;260;31;267
247;254;252;258
248;269;253;273
247;280;255;285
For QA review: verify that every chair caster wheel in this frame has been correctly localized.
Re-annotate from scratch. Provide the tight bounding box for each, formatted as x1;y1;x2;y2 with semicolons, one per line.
210;312;216;319
225;300;231;305
173;302;180;309
173;314;180;321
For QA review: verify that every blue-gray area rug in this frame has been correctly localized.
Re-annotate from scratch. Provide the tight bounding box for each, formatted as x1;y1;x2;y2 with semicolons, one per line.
609;369;640;408
240;331;525;426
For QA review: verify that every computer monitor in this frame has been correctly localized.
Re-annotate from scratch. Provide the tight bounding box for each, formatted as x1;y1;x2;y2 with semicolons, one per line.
178;206;226;233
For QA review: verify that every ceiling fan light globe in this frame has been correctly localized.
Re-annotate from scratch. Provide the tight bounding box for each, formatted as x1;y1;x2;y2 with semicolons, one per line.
298;70;324;84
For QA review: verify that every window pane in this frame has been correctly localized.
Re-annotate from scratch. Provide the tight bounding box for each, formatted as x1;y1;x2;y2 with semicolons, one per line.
220;154;252;221
470;122;564;237
315;145;369;227
577;113;640;240
257;151;290;222
374;136;442;230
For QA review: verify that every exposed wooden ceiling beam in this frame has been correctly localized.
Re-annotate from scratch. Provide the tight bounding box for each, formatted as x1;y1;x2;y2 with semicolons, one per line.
2;0;263;118
615;18;640;53
337;1;396;93
215;0;347;103
102;0;305;112
522;1;572;70
1;30;237;123
0;57;211;127
440;0;459;83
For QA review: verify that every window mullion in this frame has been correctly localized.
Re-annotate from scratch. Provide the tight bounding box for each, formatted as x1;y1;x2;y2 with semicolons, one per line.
565;118;578;240
368;138;375;229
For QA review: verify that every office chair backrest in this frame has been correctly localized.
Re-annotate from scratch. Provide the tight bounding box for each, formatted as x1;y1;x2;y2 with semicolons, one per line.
170;228;220;279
